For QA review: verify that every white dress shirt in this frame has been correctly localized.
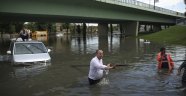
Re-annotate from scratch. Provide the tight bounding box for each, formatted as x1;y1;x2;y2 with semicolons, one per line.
88;56;107;80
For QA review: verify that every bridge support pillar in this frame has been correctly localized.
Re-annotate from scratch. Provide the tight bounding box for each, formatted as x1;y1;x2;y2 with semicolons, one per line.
119;24;124;35
110;24;113;36
153;24;161;32
98;23;108;36
98;23;108;52
83;23;86;38
122;21;139;36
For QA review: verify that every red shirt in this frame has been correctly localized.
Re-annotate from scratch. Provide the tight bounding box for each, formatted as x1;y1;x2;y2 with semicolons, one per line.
157;52;174;69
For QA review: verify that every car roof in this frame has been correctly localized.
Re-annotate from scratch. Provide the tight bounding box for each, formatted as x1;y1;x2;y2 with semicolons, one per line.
14;41;42;43
11;38;42;44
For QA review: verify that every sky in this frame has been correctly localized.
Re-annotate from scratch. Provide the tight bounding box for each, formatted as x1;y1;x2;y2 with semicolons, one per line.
137;0;185;13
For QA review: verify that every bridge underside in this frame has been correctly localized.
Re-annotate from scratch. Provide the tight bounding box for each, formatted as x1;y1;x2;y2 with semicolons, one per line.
0;12;175;26
0;0;181;36
0;12;175;37
0;0;180;24
0;12;131;23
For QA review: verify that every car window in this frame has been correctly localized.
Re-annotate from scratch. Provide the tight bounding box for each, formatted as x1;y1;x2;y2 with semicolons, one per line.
14;43;47;54
9;42;14;54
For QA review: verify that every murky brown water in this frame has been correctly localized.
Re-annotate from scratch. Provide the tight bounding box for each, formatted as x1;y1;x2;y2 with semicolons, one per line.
0;34;186;96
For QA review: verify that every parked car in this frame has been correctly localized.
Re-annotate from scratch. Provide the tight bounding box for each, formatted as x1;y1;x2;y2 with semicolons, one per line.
7;38;51;65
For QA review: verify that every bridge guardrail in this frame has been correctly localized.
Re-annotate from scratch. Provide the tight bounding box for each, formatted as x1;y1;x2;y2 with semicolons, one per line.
176;18;186;25
95;0;185;17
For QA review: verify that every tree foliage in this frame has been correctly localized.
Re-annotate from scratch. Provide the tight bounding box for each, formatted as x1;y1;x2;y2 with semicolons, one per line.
0;22;24;34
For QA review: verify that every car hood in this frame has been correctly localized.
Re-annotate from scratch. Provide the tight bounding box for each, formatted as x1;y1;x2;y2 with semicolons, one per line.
13;53;51;63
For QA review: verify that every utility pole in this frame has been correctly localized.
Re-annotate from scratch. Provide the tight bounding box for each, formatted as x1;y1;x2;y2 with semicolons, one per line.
184;0;186;5
154;0;155;10
154;0;159;10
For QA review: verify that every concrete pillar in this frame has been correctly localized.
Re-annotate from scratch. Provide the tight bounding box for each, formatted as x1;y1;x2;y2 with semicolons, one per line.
77;25;81;35
122;21;139;36
119;24;125;37
153;24;161;32
83;23;86;38
110;24;113;36
150;25;153;32
98;23;108;52
144;25;147;32
98;23;108;36
119;24;124;35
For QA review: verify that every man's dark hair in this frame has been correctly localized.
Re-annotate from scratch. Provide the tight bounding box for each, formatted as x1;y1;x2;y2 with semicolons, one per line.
160;47;165;52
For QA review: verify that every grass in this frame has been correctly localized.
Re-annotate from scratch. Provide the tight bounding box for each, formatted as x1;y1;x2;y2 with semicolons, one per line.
139;25;186;45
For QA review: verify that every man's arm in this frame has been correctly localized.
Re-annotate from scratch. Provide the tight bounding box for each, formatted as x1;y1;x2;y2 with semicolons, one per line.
105;64;114;70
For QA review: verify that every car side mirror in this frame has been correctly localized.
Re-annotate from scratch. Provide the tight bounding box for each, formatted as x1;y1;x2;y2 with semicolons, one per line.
48;49;51;52
7;50;11;54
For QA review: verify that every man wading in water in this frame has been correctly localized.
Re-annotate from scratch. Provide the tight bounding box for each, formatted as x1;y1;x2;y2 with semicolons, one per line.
88;50;114;85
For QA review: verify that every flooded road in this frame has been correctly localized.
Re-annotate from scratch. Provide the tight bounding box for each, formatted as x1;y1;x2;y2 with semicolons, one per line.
0;34;186;96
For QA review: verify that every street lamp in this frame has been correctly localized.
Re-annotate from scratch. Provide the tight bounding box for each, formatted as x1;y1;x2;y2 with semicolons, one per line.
154;0;159;10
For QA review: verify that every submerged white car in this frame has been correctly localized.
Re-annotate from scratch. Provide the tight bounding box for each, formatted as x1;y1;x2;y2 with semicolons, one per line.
7;39;51;65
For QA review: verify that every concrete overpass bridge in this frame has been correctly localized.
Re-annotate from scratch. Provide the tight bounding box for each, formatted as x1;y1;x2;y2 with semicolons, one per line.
0;0;185;36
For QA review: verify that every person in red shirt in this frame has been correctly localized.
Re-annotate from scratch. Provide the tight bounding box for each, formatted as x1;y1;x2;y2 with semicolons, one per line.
157;47;174;72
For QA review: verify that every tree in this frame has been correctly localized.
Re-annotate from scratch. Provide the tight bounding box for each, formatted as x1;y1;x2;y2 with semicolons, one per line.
14;22;24;33
35;22;48;31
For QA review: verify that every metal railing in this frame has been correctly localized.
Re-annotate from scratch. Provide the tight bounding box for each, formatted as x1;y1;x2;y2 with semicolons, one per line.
176;18;186;25
95;0;185;17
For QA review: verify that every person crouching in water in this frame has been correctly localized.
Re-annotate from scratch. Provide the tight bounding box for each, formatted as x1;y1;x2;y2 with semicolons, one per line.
19;27;29;41
88;50;114;85
157;47;174;72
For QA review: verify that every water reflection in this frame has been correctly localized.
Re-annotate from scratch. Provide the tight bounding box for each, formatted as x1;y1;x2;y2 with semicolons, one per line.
11;63;51;79
32;36;48;42
0;34;186;96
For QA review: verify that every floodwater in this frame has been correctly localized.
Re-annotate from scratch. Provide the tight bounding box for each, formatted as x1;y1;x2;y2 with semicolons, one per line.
0;34;186;96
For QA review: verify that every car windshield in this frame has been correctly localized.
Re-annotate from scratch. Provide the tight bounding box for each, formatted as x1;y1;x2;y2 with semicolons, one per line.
14;43;47;54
